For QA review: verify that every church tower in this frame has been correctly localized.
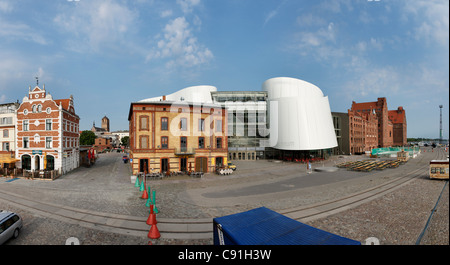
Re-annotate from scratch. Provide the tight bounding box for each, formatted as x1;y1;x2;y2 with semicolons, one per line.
101;116;110;132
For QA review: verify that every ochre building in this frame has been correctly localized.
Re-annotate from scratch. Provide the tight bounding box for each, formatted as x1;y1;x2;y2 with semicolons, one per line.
128;100;228;175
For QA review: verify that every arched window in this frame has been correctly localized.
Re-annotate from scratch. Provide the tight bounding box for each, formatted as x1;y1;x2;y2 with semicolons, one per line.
22;155;31;170
37;104;42;113
46;155;55;170
32;105;37;113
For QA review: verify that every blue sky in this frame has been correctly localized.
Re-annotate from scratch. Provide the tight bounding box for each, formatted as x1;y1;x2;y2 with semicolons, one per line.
1;0;448;139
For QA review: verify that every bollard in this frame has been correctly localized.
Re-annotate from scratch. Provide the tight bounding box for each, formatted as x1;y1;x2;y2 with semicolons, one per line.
152;190;159;214
134;175;140;188
145;186;152;207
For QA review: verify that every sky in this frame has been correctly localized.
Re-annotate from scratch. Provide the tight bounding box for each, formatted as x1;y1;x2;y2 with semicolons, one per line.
0;0;448;139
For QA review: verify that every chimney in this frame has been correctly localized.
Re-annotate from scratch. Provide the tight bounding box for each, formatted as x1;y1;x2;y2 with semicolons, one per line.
162;95;166;101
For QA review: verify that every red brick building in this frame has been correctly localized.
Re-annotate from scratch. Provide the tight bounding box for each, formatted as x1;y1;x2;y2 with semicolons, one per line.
93;137;113;152
15;85;80;174
348;108;378;154
388;106;407;146
349;97;407;150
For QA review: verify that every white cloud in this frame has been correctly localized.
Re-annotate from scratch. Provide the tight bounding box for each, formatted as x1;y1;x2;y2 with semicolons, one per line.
0;1;47;45
0;0;13;13
264;0;288;26
0;19;48;45
147;16;213;68
0;52;50;92
176;0;201;14
291;22;341;61
402;0;449;46
297;13;327;27
160;9;173;18
345;66;400;98
54;0;138;52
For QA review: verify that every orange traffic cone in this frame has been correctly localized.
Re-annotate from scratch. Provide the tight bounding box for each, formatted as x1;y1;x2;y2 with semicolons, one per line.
146;205;157;225
141;188;148;199
148;223;160;239
141;182;148;199
147;205;160;239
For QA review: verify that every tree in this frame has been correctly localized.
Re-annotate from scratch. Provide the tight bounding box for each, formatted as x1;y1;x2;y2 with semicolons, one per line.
80;130;97;146
121;136;129;147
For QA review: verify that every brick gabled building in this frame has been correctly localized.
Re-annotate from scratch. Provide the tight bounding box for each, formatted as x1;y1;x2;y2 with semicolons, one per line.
350;97;407;149
348;108;378;154
15;85;80;174
350;97;394;148
388;106;407;146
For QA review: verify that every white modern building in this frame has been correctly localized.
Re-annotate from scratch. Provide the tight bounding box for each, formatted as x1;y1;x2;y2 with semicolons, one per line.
138;77;337;160
262;77;337;151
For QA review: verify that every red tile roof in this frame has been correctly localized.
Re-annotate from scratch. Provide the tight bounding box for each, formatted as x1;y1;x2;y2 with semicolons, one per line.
54;99;71;111
388;107;405;124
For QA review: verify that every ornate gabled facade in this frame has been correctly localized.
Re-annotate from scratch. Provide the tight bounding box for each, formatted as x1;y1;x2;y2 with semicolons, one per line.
15;85;80;174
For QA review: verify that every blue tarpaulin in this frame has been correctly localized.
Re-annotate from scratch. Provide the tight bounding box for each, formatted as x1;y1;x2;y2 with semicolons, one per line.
213;207;361;245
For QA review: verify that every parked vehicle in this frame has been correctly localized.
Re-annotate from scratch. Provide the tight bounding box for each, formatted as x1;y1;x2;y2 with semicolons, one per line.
429;160;449;180
227;162;237;171
0;210;23;245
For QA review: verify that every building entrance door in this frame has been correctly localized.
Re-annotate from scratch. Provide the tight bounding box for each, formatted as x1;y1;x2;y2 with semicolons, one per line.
216;157;223;167
180;158;187;171
46;155;55;170
35;156;40;171
161;158;169;173
139;159;148;173
195;157;207;172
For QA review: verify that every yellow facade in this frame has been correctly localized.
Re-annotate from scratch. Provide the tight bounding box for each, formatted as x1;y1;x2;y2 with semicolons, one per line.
128;102;228;175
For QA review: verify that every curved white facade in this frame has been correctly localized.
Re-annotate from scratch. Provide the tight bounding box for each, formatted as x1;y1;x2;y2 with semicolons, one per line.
262;77;337;150
139;85;216;103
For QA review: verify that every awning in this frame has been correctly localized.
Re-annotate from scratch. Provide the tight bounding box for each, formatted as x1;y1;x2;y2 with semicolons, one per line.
0;157;20;164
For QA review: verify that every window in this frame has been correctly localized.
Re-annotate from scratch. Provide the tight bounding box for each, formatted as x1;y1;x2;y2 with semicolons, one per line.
46;119;52;131
139;116;149;131
46;137;52;149
180;118;187;131
23;120;29;131
216;137;222;149
0;117;12;125
23;137;29;148
32;105;37;113
199;118;205;131
2;142;9;151
37;104;42;113
3;129;8;138
216;120;222;132
180;137;187;151
198;137;205;148
161;117;168;131
161;136;168;149
139;135;149;149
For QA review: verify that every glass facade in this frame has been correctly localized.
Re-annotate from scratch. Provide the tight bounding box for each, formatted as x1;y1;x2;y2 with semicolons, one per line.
211;91;269;160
